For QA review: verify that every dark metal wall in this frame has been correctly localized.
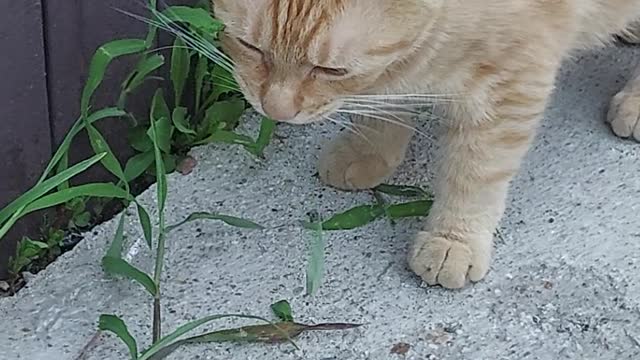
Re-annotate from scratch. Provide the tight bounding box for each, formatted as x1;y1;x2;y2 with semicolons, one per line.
0;0;189;276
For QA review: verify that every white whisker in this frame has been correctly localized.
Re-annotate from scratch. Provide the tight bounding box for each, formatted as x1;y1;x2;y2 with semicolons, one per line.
116;7;236;74
336;109;429;138
322;115;374;145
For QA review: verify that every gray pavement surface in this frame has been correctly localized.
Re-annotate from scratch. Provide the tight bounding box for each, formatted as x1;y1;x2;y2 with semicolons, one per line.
1;46;640;360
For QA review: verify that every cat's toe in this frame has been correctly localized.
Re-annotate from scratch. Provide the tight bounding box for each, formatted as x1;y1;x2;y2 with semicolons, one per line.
607;90;640;142
318;137;396;190
408;232;492;289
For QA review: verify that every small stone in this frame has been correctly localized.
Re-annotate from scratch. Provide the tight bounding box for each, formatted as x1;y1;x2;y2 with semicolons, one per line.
21;272;36;284
176;156;198;175
0;281;9;292
543;281;554;289
427;328;452;345
390;342;411;355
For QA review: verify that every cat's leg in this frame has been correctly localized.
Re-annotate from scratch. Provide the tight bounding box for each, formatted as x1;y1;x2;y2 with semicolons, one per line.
318;114;414;190
408;69;556;289
607;64;640;142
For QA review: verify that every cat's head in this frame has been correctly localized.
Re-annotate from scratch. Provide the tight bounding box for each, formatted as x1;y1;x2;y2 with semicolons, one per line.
213;0;440;124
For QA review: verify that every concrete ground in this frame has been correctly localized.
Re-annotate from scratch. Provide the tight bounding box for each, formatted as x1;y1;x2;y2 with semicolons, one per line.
2;46;640;360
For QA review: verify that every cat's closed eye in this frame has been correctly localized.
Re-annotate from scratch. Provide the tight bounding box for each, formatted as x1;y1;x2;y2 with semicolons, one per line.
312;66;350;78
236;38;263;55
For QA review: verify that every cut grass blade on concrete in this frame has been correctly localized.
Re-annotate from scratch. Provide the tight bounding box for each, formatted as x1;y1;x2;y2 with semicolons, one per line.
306;211;326;296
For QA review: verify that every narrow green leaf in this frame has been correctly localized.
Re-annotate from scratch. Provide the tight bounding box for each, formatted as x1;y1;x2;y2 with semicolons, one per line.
124;151;155;183
271;301;294;322
81;39;147;118
51;109;127;190
202;99;245;134
125;54;165;94
148;90;173;154
86;125;127;184
317;205;386;231
106;213;126;260
194;55;208;112
139;314;291;360
250;117;276;157
148;114;167;214
386;200;434;219
144;0;159;49
0;153;106;233
22;183;132;215
98;314;139;360
165;212;264;234
210;65;238;99
306;212;325;296
137;204;153;249
128;126;153;153
171;107;195;135
102;256;157;296
171;37;191;107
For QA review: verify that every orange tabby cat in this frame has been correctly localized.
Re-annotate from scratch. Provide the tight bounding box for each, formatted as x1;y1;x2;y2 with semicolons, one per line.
212;0;640;289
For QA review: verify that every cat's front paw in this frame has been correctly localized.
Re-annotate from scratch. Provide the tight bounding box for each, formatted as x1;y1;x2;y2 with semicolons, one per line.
607;88;640;142
408;232;492;289
318;135;398;190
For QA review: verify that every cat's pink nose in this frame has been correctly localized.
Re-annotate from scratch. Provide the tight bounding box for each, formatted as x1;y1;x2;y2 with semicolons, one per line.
261;86;300;121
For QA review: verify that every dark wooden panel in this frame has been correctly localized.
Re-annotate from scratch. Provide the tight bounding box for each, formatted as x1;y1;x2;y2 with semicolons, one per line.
0;1;52;277
43;0;158;182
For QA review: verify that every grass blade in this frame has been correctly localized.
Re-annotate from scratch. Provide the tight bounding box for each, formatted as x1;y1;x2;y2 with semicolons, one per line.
81;39;147;119
106;213;127;259
102;256;158;296
165;212;264;233
137;204;153;248
171;37;190;107
201;99;245;134
313;205;386;231
124;151;155;183
387;200;433;219
123;54;165;95
139;314;295;360
148;90;173;154
182;322;306;344
0;153;106;238
306;212;325;296
194;54;208;112
22;183;132;215
250;117;276;158
86;125;128;188
148;117;167;217
149;98;168;342
50;108;127;190
144;0;159;49
98;314;139;360
172;107;196;135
